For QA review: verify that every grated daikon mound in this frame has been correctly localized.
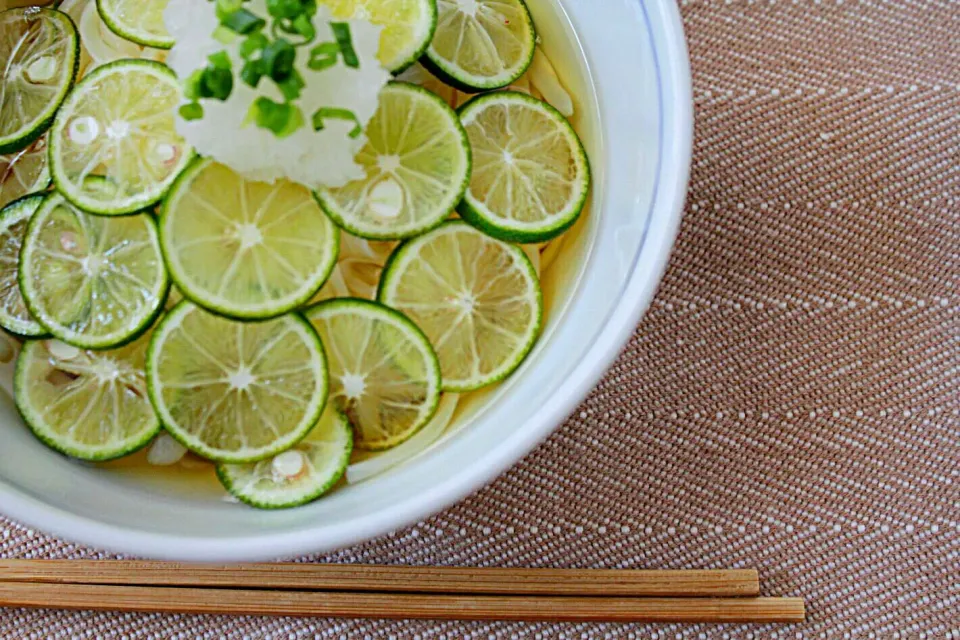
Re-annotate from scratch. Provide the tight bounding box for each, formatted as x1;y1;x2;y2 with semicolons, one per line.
164;0;390;189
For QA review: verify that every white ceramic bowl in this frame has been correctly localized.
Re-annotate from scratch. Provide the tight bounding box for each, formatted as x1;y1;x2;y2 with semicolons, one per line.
0;0;692;561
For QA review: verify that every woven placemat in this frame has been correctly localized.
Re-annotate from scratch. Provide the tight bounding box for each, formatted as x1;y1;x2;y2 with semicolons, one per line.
2;0;957;637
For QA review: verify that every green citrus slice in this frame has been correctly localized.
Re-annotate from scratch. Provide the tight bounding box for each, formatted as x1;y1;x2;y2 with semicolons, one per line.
304;298;441;450
160;159;340;320
313;82;470;240
217;406;353;509
48;59;193;215
19;190;169;349
379;220;541;391
14;333;161;460
146;302;329;463
458;91;590;243
319;0;437;72
423;0;535;92
0;193;46;337
0;7;80;154
96;0;174;49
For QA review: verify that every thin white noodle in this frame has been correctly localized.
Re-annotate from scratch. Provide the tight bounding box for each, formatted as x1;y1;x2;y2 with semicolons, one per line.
58;0;89;24
346;393;460;484
540;236;565;273
522;244;541;278
529;47;575;117
508;74;532;95
339;235;397;264
0;334;20;400
455;90;476;109
325;264;351;298
339;258;382;300
58;0;93;73
79;1;141;68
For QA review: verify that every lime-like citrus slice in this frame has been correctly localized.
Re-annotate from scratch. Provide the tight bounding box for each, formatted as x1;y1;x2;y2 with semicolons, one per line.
379;220;541;391
423;0;535;92
313;82;470;240
96;0;173;49
0;193;46;337
319;0;437;72
78;0;143;70
19;190;169;349
48;59;193;215
217;406;353;509
0;7;80;154
146;302;329;463
160;158;340;320
458;91;589;243
14;333;161;460
1;136;51;210
304;298;441;450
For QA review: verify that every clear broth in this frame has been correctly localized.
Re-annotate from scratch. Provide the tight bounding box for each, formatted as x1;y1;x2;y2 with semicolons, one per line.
26;0;600;500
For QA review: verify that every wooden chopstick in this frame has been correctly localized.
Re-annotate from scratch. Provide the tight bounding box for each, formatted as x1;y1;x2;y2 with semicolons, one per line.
0;561;803;623
0;561;760;597
0;582;805;623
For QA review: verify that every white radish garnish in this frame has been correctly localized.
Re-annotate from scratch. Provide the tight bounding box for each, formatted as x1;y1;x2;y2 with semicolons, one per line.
164;0;390;190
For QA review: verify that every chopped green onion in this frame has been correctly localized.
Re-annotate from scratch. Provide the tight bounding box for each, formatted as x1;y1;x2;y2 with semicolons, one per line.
240;32;269;60
183;69;204;101
291;14;315;40
214;0;243;21
222;8;265;35
266;0;302;20
312;107;363;138
207;51;232;70
262;38;296;81
202;66;234;101
330;22;358;68
249;97;304;137
203;0;364;140
307;42;339;71
277;70;304;101
179;103;204;121
213;25;238;45
240;60;264;87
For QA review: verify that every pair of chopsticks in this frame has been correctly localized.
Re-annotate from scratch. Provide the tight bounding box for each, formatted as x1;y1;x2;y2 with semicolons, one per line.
0;561;804;623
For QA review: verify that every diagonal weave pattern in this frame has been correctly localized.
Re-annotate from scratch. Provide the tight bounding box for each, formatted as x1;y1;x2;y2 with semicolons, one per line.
1;0;958;637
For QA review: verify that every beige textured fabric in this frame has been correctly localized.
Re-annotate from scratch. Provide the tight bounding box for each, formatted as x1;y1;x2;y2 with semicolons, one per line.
1;0;958;637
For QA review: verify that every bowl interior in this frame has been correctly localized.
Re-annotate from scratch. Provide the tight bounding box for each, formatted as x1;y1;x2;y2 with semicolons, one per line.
0;0;689;560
